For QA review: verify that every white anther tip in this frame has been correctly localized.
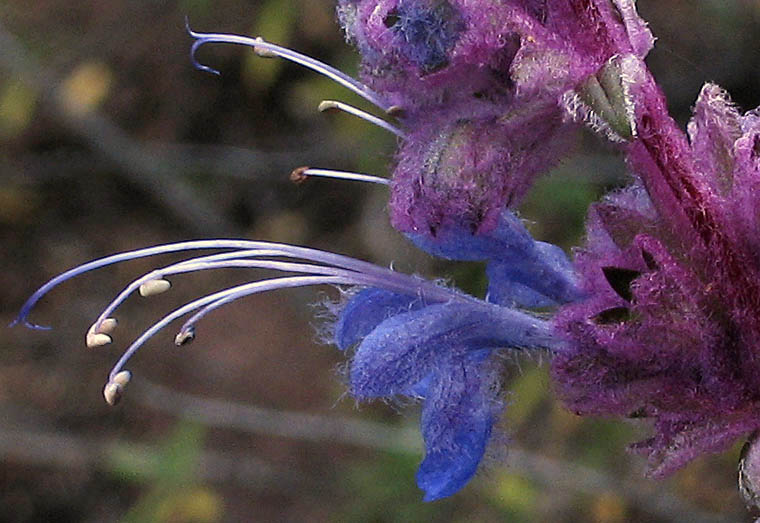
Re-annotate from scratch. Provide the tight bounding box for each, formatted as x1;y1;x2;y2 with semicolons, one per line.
139;278;172;297
318;100;339;112
104;370;131;406
86;332;112;348
103;382;123;406
253;37;277;58
175;328;196;347
98;317;118;334
112;370;132;386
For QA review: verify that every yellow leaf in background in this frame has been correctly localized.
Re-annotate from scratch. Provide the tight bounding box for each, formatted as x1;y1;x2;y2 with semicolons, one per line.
155;487;223;523
0;186;40;224
251;209;308;244
505;365;549;426
491;473;538;514
591;491;627;523
59;61;112;116
0;79;37;138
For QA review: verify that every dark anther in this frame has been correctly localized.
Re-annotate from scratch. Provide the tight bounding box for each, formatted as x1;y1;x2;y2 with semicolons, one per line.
290;166;310;184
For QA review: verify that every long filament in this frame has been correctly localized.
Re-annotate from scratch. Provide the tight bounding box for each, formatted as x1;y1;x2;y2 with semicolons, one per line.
187;24;391;112
318;100;405;138
108;275;350;379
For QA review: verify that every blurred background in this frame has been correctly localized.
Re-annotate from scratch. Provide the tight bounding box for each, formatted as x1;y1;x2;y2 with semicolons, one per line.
1;1;760;521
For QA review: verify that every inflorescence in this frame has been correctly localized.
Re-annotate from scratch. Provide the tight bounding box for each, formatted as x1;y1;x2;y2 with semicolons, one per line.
16;0;760;508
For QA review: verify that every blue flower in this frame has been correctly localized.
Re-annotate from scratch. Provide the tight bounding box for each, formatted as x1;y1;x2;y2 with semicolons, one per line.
14;22;583;502
385;0;464;73
407;210;582;307
14;209;572;500
329;209;575;499
339;294;557;500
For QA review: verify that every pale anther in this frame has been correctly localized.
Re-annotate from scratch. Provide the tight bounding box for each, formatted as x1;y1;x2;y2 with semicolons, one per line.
253;37;277;58
98;317;118;335
112;370;132;387
103;370;131;406
317;99;406;138
139;278;172;297
86;332;112;348
175;327;196;346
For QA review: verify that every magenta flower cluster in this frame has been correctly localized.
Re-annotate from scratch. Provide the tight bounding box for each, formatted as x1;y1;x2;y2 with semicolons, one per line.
338;0;652;234
16;0;760;506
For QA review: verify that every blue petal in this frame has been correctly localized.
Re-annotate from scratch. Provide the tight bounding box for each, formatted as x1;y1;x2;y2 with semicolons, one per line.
407;210;532;261
390;1;463;72
349;301;555;398
334;288;423;350
485;275;558;308
486;242;580;307
408;210;581;306
417;355;501;501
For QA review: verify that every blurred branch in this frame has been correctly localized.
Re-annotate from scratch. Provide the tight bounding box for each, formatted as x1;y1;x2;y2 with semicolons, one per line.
137;381;735;523
0;23;235;235
137;381;422;454
0;425;303;491
3;141;350;185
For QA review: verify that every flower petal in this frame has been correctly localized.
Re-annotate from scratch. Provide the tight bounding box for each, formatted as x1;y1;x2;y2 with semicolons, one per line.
349;301;555;398
416;354;501;501
408;211;581;306
333;288;423;350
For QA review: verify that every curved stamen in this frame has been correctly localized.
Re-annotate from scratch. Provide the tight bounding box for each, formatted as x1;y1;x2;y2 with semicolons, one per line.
175;261;435;339
291;166;390;186
90;255;353;335
318;100;405;138
110;255;475;380
10;241;368;329
90;247;480;339
16;240;477;329
186;23;391;112
108;275;351;380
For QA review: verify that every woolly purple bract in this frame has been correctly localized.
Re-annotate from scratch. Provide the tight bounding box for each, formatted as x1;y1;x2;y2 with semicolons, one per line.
338;0;653;233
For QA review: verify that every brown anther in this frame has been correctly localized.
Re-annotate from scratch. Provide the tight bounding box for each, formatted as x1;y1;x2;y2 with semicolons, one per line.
290;166;310;184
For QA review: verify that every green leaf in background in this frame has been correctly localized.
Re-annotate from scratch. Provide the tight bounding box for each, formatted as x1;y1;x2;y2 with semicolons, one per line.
490;472;538;521
0;78;37;139
179;0;212;17
244;0;297;90
341;453;445;522
506;365;550;428
112;421;223;523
